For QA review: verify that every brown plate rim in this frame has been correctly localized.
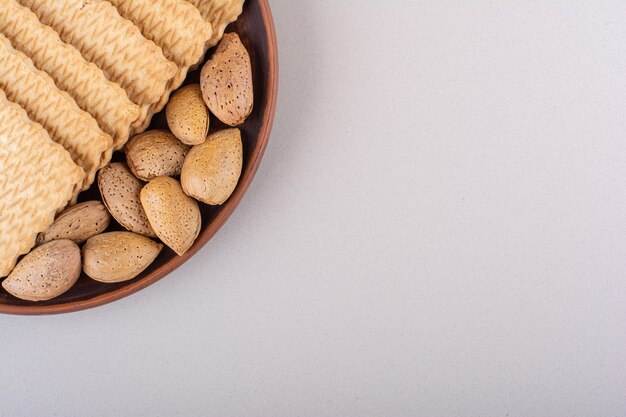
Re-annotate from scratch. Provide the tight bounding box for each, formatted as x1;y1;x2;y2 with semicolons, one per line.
0;0;278;316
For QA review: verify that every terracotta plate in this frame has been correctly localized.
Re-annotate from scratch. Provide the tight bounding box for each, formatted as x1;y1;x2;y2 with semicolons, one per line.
0;0;278;315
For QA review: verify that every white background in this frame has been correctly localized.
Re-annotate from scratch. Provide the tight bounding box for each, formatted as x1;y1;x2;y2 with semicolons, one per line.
2;0;626;415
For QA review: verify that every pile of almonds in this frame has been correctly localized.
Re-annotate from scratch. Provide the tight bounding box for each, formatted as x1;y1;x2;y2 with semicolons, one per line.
1;33;253;302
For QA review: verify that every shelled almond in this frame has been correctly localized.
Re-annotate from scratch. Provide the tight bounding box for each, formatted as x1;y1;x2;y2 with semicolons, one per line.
83;232;163;283
126;130;190;181
141;177;201;256
181;128;243;205
200;32;253;126
98;162;157;238
2;240;81;302
166;84;210;146
37;201;111;245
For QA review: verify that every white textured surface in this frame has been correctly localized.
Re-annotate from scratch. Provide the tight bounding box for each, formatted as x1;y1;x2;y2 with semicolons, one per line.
1;1;626;415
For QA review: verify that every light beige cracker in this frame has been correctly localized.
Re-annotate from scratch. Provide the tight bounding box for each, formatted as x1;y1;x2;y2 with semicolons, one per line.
105;0;213;132
134;70;190;133
0;34;113;190
108;0;212;67
0;89;84;277
0;0;140;150
18;0;178;108
186;0;245;47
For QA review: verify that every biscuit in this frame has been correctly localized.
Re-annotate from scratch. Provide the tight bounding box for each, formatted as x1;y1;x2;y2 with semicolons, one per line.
106;0;213;132
18;0;178;107
0;89;84;277
0;34;113;190
108;0;212;67
0;0;140;150
186;0;245;47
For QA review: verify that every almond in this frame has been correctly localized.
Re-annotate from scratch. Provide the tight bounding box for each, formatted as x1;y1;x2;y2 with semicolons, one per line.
83;232;163;283
200;32;253;126
98;162;157;238
126;130;190;181
166;84;210;146
2;240;81;302
37;200;111;245
140;177;201;256
181;128;243;205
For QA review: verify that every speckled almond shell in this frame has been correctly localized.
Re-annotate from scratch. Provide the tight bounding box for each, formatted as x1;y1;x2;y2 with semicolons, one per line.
83;232;163;283
98;163;157;238
2;240;81;302
0;89;84;278
181;128;242;205
200;32;253;126
140;177;201;256
36;201;112;246
126;130;190;181
0;0;141;150
186;0;245;47
166;84;210;145
17;0;178;107
0;33;112;191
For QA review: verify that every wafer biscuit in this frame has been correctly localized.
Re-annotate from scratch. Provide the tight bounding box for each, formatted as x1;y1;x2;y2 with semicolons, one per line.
0;0;140;150
18;0;178;107
0;34;113;190
106;0;212;132
108;0;212;67
186;0;245;47
134;69;190;133
0;89;84;277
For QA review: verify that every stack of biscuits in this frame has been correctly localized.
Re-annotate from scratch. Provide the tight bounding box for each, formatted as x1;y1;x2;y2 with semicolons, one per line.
0;0;245;277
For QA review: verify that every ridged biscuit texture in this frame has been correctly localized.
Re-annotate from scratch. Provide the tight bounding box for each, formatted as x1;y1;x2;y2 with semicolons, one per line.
0;0;140;150
17;0;178;108
107;0;212;67
0;89;84;277
107;0;214;132
0;33;112;190
186;0;245;47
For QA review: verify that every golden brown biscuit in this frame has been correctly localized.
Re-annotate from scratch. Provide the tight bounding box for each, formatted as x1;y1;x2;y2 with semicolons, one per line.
107;0;213;131
0;0;140;150
186;0;245;47
0;89;84;277
0;33;113;190
108;0;212;67
18;0;178;107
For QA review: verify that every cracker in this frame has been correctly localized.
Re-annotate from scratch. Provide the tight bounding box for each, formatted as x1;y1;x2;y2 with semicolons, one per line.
133;70;190;133
108;0;212;67
18;0;178;107
0;34;113;190
0;89;84;277
105;0;212;133
0;0;140;150
186;0;245;47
